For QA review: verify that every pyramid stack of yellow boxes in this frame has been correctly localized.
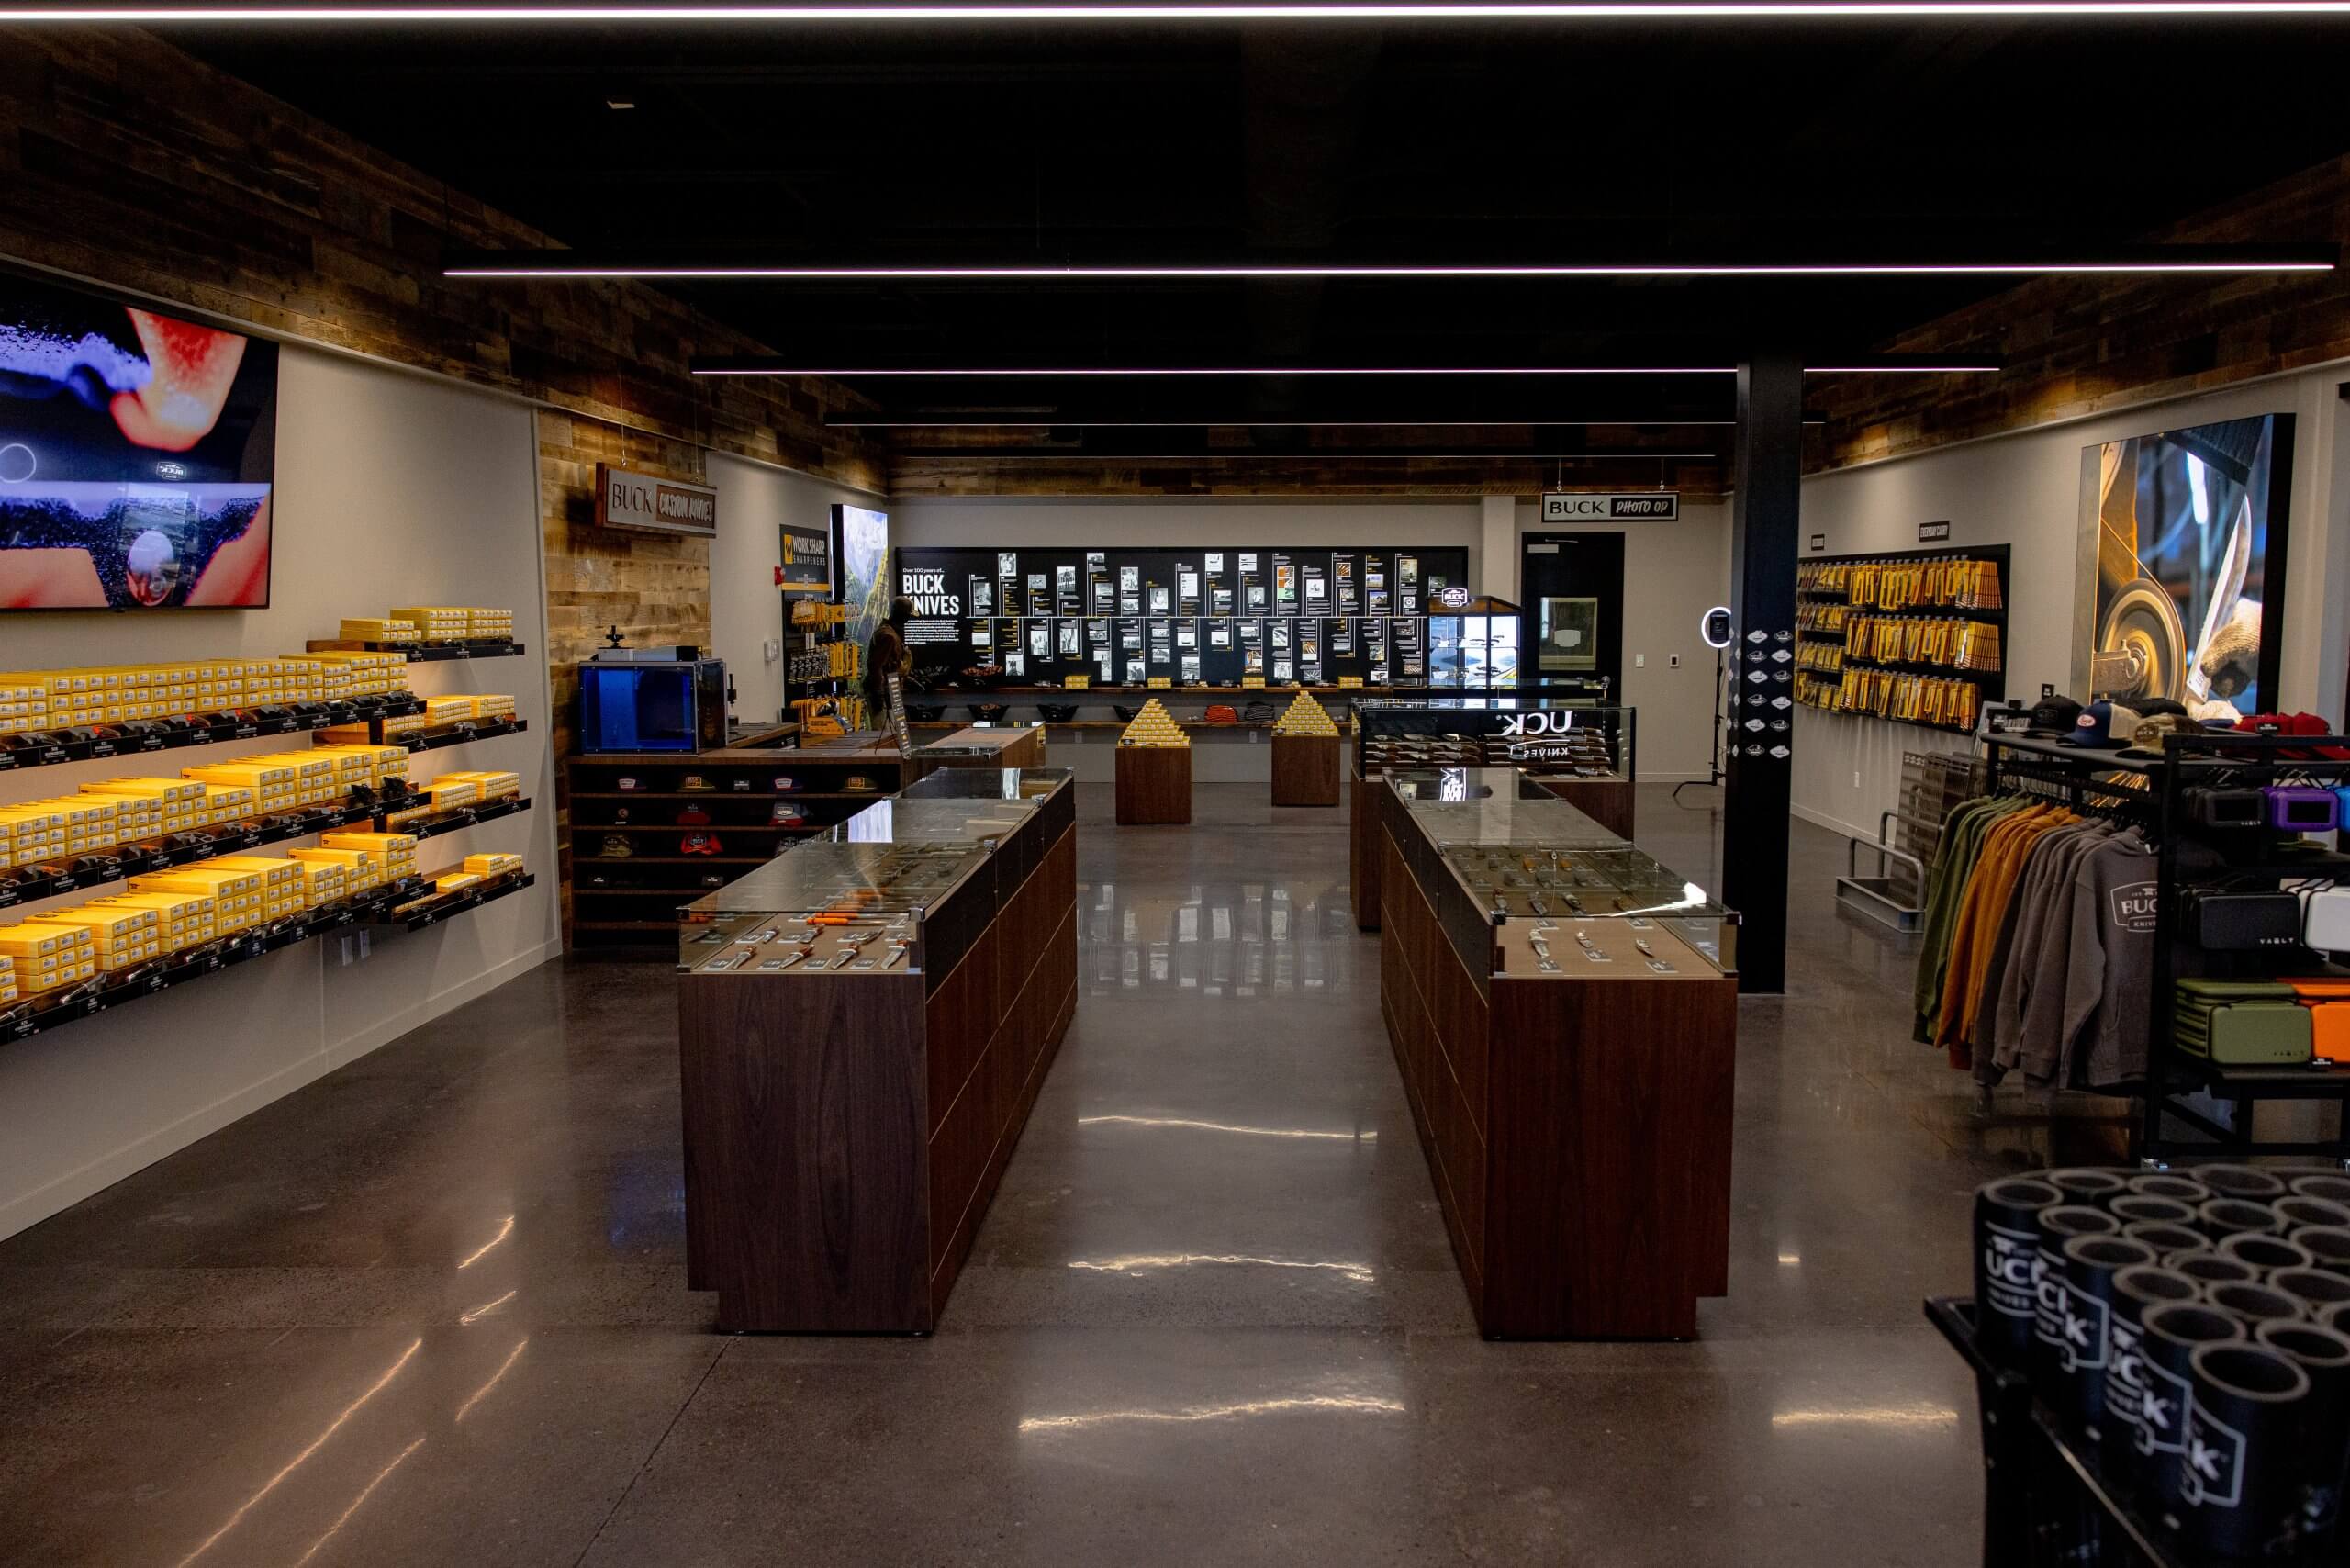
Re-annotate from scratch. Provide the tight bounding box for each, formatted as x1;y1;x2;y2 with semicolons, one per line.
1271;692;1340;738
1118;699;1190;748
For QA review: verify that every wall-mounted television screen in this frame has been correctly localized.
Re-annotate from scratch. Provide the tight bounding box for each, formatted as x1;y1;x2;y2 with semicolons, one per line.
0;271;279;610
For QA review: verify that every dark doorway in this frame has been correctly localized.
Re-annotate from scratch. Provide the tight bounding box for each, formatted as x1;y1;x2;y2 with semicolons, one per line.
1520;532;1627;696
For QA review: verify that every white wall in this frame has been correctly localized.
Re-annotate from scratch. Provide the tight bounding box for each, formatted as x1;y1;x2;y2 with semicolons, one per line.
705;453;880;728
1794;367;2350;842
0;345;558;1239
890;497;1485;576
1505;499;1734;782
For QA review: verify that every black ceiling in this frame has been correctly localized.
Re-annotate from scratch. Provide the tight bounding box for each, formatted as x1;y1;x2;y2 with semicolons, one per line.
183;15;2350;439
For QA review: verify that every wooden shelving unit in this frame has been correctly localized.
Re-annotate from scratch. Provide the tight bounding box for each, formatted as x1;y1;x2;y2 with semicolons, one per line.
565;736;910;946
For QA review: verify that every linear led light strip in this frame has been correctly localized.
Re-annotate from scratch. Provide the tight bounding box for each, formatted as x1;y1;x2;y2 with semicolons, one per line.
697;364;2003;375
456;261;2333;279
17;3;2350;20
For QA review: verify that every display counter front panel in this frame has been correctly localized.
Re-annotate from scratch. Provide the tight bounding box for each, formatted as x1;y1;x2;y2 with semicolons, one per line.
677;767;1077;1331
1374;770;1737;1338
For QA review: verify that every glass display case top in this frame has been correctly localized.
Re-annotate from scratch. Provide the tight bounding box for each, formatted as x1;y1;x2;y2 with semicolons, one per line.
900;766;1069;802
1401;788;1630;851
1382;767;1566;803
1439;844;1729;921
686;839;988;920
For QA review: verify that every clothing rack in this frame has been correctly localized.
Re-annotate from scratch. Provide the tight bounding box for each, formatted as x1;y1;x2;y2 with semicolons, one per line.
1982;723;2350;1165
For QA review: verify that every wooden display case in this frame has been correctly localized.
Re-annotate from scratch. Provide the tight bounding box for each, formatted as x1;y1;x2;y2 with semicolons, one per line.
1374;774;1737;1338
566;734;907;946
677;768;1078;1332
914;724;1047;775
1114;745;1192;824
1270;732;1341;807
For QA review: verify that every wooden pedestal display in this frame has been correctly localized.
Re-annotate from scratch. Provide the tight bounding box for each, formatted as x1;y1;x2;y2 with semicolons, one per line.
1377;805;1735;1338
677;785;1079;1332
1536;774;1636;839
1270;733;1341;807
1114;745;1192;824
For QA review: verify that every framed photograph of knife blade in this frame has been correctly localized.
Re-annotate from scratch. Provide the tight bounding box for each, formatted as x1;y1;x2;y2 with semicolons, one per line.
2078;412;2291;722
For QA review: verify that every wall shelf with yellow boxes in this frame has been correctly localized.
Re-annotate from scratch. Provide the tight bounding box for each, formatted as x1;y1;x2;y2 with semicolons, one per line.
1793;544;2010;737
375;868;536;932
0;607;541;1039
382;793;533;843
1;868;534;1045
0;694;421;777
0;797;386;913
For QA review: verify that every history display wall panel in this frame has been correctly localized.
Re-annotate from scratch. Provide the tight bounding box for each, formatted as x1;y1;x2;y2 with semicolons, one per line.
894;544;1471;689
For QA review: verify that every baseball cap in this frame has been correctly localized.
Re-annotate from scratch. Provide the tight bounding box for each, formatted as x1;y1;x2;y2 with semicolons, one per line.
2120;713;2206;758
2236;711;2350;762
2058;700;2140;748
2027;694;2085;736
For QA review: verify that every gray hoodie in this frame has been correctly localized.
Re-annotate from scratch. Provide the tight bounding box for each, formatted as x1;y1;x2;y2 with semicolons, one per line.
2056;830;2159;1089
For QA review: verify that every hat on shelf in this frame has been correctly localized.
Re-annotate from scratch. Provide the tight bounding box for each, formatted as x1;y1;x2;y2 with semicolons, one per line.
2026;694;2085;736
2059;700;2143;748
2233;711;2350;761
2119;713;2207;759
599;834;633;858
2132;696;2191;719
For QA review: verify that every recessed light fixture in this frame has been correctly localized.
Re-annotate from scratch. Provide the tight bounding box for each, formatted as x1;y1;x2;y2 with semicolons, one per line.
693;363;2000;376
13;3;2350;23
455;257;2333;281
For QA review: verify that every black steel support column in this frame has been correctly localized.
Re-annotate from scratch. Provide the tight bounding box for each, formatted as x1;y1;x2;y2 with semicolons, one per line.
1722;353;1803;995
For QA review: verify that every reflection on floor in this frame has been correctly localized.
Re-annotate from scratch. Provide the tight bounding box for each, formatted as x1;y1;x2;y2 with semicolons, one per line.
0;782;2096;1565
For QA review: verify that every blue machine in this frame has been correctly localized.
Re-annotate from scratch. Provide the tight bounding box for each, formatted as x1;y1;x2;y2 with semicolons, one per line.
578;655;727;753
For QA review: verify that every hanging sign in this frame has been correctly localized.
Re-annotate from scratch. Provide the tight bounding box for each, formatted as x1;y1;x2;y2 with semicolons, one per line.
596;464;717;537
778;523;831;595
1541;492;1680;523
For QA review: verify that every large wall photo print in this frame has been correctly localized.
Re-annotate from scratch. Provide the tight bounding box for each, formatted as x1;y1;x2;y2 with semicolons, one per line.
0;271;279;610
2082;412;2291;724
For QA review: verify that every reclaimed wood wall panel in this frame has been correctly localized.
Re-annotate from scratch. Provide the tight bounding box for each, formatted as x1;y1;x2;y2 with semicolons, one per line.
0;29;883;490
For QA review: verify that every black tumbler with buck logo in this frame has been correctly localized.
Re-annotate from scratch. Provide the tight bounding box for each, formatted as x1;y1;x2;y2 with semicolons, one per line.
2177;1342;2309;1559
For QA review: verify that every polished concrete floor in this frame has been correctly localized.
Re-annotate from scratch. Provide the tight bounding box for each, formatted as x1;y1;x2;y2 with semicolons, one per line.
0;783;2112;1565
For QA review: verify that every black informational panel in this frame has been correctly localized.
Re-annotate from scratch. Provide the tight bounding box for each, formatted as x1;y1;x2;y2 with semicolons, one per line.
895;543;1470;687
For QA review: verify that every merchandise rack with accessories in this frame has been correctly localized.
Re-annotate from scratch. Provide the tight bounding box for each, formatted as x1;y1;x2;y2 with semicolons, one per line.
1979;725;2350;1164
565;735;912;946
783;598;857;732
1796;545;2010;736
1926;1296;2339;1568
